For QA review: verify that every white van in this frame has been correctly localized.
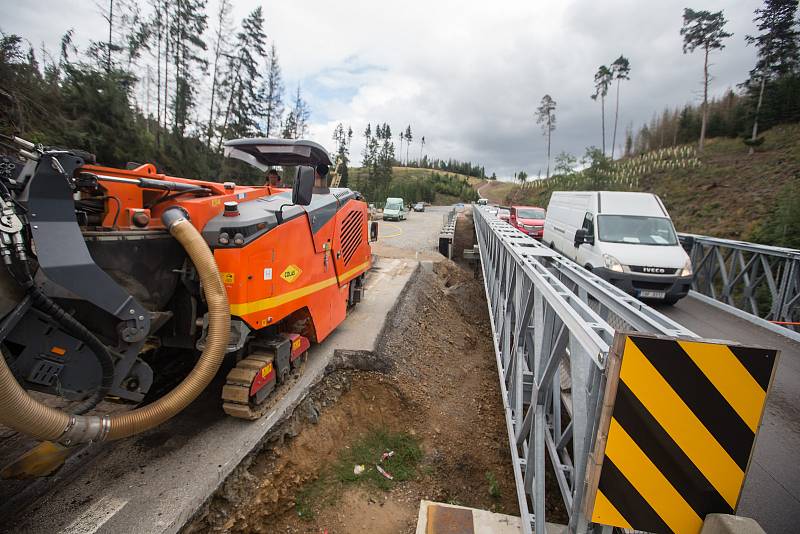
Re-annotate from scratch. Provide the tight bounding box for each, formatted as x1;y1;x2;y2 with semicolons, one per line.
383;197;406;221
543;191;693;304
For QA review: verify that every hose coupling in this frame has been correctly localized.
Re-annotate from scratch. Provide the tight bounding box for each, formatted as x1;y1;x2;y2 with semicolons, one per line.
58;414;112;445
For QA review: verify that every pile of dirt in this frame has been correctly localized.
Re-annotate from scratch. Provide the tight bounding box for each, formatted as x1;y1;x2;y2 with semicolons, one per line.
187;259;517;534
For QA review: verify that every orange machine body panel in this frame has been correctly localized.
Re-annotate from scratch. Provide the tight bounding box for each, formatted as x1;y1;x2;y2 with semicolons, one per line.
80;162;371;342
215;198;371;341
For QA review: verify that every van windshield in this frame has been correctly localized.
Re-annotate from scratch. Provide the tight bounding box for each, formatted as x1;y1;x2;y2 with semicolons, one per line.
597;215;678;246
385;201;402;210
516;208;545;219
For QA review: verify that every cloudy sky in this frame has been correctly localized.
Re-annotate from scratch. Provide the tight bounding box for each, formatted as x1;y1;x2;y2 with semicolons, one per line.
3;0;762;179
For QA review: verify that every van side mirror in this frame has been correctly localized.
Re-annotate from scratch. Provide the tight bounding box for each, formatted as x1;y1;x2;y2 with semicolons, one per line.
292;170;314;206
574;228;594;247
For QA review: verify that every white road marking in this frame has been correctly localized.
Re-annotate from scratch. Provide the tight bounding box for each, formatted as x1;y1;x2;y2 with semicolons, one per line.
62;496;128;534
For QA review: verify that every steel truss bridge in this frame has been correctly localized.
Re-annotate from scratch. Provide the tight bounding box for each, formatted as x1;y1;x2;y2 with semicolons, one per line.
472;206;799;534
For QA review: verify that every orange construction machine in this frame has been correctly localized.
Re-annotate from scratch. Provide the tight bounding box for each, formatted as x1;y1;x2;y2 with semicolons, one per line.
0;137;373;446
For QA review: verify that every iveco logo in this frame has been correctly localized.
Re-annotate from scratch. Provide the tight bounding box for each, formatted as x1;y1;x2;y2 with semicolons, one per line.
643;267;666;274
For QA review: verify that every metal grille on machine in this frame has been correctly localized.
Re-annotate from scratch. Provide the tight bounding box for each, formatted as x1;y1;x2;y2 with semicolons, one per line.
340;210;364;265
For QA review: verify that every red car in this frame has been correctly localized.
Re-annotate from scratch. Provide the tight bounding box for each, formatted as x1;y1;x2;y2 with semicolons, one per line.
510;206;546;239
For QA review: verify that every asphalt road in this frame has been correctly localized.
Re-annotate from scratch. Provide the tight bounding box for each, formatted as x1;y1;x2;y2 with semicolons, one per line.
376;205;451;249
657;296;800;534
372;205;453;260
1;258;419;534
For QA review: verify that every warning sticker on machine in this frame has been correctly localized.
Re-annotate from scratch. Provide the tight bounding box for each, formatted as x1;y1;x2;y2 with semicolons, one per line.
280;264;302;283
222;272;235;284
264;268;272;280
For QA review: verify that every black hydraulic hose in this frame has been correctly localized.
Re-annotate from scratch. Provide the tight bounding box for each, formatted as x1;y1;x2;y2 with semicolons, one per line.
14;267;116;415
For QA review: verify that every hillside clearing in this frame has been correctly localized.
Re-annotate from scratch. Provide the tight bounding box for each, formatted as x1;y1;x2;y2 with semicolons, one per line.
495;124;800;240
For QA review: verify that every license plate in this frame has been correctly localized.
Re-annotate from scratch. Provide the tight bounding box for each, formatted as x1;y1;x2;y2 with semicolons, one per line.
639;290;666;299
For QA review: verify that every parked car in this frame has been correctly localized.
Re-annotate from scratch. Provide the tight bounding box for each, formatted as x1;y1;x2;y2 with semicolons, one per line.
477;198;488;205
510;206;546;239
383;197;407;221
543;191;693;304
497;208;511;222
413;202;425;212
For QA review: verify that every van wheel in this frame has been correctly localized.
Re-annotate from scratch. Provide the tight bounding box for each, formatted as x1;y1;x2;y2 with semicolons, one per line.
584;264;592;271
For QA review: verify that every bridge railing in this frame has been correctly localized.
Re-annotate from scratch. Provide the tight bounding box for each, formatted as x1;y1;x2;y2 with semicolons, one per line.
473;206;696;534
680;233;800;332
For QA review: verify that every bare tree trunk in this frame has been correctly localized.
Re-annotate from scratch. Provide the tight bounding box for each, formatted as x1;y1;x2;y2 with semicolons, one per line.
749;76;766;156
546;115;552;178
155;0;162;148
217;55;243;153
601;94;606;156
106;0;114;73
163;5;170;133
206;0;227;148
611;79;620;159
699;45;709;153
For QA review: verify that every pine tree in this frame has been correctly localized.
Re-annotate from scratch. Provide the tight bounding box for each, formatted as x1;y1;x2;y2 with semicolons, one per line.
289;84;310;139
610;55;631;159
169;0;208;136
206;0;232;147
535;94;557;177
404;125;412;165
332;123;351;187
398;130;404;165
219;7;268;144
681;8;733;152
591;65;612;155
281;111;297;139
745;0;800;153
262;43;284;137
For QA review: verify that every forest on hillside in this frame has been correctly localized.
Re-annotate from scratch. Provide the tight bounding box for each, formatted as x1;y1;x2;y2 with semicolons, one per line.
0;1;329;183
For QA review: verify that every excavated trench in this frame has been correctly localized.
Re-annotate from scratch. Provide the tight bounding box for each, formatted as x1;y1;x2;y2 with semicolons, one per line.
185;211;563;533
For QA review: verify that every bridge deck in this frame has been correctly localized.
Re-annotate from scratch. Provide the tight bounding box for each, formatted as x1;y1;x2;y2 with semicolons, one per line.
659;295;800;534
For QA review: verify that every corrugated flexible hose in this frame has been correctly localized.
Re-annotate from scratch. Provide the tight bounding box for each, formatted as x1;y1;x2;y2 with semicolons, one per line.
0;209;230;443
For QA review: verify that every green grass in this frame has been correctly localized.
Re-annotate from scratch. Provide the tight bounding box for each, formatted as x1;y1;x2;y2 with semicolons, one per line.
485;471;501;499
294;429;422;521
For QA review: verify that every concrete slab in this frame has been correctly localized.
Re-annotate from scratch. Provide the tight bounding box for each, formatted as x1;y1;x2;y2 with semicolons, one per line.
3;257;417;534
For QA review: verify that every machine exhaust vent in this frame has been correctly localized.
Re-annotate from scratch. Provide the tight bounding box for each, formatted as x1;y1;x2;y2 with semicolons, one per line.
340;210;364;265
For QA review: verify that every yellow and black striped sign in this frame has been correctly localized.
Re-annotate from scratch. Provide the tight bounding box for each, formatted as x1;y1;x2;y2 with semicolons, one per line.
587;333;779;534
